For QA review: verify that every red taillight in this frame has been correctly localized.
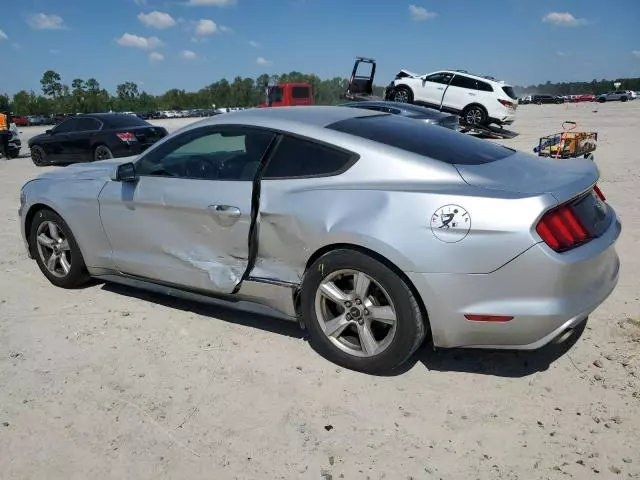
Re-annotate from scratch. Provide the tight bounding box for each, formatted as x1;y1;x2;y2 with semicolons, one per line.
498;99;515;108
116;132;137;142
536;204;590;252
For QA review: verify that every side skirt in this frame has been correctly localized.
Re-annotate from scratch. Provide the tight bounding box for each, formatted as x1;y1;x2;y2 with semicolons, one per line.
91;270;299;321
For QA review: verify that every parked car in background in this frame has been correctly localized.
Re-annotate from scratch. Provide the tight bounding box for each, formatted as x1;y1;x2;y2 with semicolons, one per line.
339;100;459;130
597;91;631;102
519;95;533;105
28;113;168;166
531;94;564;105
27;115;46;126
628;91;637;100
573;94;596;102
18;106;621;373
385;69;518;127
12;115;29;127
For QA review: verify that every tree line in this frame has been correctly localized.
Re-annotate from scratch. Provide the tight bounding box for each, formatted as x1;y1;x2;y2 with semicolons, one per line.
1;69;639;115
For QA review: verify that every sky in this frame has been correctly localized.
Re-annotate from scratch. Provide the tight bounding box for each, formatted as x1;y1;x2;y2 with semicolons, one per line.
1;0;639;97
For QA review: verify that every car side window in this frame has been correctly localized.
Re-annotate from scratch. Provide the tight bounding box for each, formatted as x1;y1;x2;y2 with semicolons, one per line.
135;127;275;181
53;118;80;133
476;81;494;92
262;135;355;179
450;75;478;90
424;73;453;85
77;118;101;131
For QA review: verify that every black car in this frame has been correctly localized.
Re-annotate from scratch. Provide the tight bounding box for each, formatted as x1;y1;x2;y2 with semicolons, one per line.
28;113;168;167
338;100;459;130
531;94;564;105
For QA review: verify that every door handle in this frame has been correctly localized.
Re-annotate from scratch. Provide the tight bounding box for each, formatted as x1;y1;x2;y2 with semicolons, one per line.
209;205;241;218
437;87;444;90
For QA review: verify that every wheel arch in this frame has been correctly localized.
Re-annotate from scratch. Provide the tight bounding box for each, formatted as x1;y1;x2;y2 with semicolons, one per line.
296;242;431;334
24;203;60;253
462;102;488;114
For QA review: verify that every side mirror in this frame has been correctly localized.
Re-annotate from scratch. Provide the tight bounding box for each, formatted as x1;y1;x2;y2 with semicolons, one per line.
45;129;53;135
113;162;137;182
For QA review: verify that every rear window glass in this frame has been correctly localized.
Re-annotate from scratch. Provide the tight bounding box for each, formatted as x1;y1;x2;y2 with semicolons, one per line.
326;114;514;165
292;86;310;99
101;114;150;128
502;86;517;99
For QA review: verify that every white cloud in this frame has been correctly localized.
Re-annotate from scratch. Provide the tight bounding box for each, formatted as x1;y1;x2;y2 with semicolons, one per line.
542;12;587;26
0;29;7;40
219;25;233;33
248;40;261;48
116;33;164;50
632;51;640;58
186;0;236;5
138;11;176;29
194;19;217;35
149;52;164;62
556;51;571;57
408;4;437;21
256;56;272;66
179;50;197;60
27;13;67;30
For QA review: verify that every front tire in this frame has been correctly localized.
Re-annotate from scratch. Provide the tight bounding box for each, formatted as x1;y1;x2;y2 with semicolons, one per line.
29;209;90;288
461;104;488;126
30;145;48;166
392;86;414;104
301;249;427;374
620;96;628;102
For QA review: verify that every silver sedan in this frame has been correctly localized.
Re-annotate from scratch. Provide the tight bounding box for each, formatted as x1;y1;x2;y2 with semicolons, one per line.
18;106;621;374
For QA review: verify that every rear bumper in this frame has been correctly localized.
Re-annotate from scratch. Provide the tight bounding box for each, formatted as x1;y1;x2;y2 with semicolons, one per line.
408;215;621;350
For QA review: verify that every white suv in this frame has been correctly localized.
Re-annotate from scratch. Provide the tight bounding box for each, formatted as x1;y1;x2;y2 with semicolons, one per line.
384;69;518;127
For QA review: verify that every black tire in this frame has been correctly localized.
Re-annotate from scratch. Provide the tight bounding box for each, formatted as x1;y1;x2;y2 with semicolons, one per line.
30;145;48;166
29;209;90;289
392;85;414;104
8;148;20;159
598;97;606;103
620;96;628;102
94;144;113;161
301;249;427;374
461;104;488;126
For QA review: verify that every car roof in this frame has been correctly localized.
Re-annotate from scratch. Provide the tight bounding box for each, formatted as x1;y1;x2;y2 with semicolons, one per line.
438;70;510;86
188;105;385;129
340;101;453;118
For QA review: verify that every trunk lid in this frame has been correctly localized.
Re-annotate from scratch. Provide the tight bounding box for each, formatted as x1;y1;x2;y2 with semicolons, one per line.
454;151;599;204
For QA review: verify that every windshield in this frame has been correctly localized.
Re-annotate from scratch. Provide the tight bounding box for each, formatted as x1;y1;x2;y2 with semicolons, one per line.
326;113;514;165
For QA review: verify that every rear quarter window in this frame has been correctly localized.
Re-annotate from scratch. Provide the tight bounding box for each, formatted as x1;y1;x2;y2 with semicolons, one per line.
326;114;514;165
263;135;356;178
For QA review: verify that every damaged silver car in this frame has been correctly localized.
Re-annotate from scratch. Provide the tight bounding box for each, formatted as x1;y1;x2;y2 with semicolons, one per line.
19;106;620;374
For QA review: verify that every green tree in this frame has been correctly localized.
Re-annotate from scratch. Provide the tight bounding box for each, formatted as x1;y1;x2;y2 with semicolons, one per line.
40;70;63;99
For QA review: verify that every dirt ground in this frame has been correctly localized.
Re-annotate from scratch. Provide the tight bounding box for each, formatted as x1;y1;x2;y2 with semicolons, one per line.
1;102;639;480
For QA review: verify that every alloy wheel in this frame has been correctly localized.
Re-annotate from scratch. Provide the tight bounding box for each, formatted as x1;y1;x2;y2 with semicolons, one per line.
465;108;483;125
35;221;72;278
314;269;397;357
393;89;409;103
95;146;113;161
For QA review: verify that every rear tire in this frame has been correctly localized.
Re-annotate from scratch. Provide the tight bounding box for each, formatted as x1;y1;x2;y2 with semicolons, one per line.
301;249;427;374
620;96;628;102
392;86;414;104
94;144;113;161
29;209;90;289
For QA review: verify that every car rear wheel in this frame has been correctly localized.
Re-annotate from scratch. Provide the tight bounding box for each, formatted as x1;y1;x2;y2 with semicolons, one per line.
462;105;487;126
392;86;413;104
29;209;90;289
301;249;427;374
30;145;48;166
94;145;113;161
620;96;628;102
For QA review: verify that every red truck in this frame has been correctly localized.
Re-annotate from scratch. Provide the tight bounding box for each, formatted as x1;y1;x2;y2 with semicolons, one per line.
259;81;313;107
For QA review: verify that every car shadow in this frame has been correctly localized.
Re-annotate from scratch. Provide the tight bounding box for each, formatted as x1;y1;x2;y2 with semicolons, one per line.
100;282;305;339
98;281;586;378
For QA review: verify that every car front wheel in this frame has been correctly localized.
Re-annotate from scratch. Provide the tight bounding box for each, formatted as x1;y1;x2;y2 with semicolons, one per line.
29;209;90;288
301;249;427;374
31;145;48;166
392;86;413;104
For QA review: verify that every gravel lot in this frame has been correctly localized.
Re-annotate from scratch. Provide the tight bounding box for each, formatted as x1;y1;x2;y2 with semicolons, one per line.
1;102;639;479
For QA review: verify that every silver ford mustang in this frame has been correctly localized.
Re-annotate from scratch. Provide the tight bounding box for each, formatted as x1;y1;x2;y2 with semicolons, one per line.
18;106;621;374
